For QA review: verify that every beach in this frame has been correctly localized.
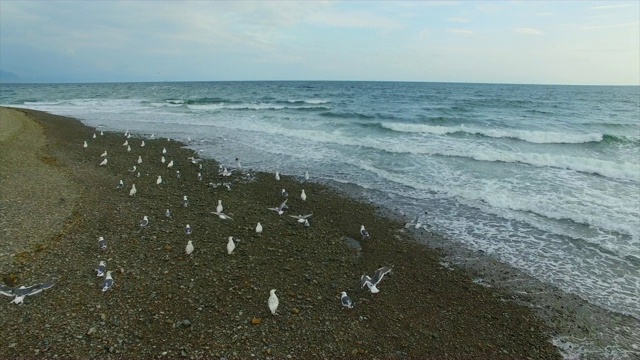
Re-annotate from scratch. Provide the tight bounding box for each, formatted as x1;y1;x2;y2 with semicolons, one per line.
1;106;564;359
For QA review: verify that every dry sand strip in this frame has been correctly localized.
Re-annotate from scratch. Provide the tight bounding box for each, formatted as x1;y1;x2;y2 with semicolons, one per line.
0;107;561;359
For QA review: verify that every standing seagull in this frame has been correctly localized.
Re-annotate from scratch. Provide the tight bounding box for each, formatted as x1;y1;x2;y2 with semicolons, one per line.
165;209;172;218
137;156;143;164
360;225;370;240
161;156;166;164
83;141;88;148
268;289;279;315
0;281;55;305
117;179;124;189
182;195;189;207
185;224;192;235
123;140;128;146
141;140;145;147
275;172;280;181
101;150;107;157
255;222;263;235
281;189;288;197
216;200;223;214
93;133;97;139
304;170;309;181
340;291;354;309
102;271;114;292
156;175;163;185
140;215;149;227
96;261;107;277
360;267;393;294
226;236;236;254
98;236;107;251
99;158;108;166
300;189;307;201
167;160;174;169
185;240;194;258
162;147;167;154
129;184;137;196
127;145;131;152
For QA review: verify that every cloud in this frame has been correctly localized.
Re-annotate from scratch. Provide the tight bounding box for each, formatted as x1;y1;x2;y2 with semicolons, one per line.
447;28;474;36
514;27;544;36
589;4;636;11
446;17;469;23
579;21;640;30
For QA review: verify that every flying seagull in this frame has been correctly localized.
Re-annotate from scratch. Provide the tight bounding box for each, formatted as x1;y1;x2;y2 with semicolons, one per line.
0;281;55;305
340;291;354;309
289;213;313;223
267;199;288;215
360;225;370;240
360;267;393;294
211;210;233;220
96;261;106;277
405;212;427;229
102;271;114;292
268;289;279;315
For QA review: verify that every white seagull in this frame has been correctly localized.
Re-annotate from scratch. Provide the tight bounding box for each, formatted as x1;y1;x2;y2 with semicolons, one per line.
100;131;104;136
304;170;309;181
360;225;370;240
185;240;194;257
98;236;107;251
197;172;202;181
140;215;149;227
182;195;189;207
102;271;114;292
360;267;393;294
99;158;108;166
137;156;142;164
211;210;233;220
161;156;166;164
340;291;354;309
96;261;106;277
255;222;263;235
117;179;124;189
100;150;107;157
275;172;280;181
281;189;288;197
0;281;55;305
127;145;131;152
83;140;88;148
268;289;279;315
123;140;128;146
129;184;137;196
156;175;162;185
216;200;223;214
300;189;307;201
267;199;288;215
141;140;145;147
92;133;97;139
167;160;174;169
162;147;167;154
289;213;313;224
129;165;137;172
165;209;172;218
405;212;427;229
226;236;236;254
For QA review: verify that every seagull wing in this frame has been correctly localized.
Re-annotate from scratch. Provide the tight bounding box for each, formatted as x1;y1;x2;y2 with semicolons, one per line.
0;284;14;297
360;274;373;288
279;199;288;210
372;267;392;286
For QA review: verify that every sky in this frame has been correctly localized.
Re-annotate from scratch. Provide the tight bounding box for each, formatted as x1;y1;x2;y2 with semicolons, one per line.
0;1;638;85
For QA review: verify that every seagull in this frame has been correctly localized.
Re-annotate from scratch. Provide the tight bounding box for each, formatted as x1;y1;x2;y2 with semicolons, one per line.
98;236;107;251
99;158;108;166
0;281;55;305
182;195;189;207
83;140;88;148
162;147;167;154
405;212;426;229
176;170;181;179
281;189;288;197
255;222;263;234
92;133;97;139
117;179;124;189
267;199;288;215
102;271;114;292
197;172;202;181
165;209;172;218
136;171;140;178
360;267;393;294
185;224;192;235
161;156;166;164
304;170;309;181
156;175;162;185
140;215;149;227
96;261;106;277
127;145;131;152
100;131;104;136
268;289;279;315
167;160;174;169
101;150;107;157
129;165;137;172
360;225;370;240
275;172;280;181
340;291;354;309
137;156;142;164
123;140;128;146
235;157;242;172
289;213;313;223
150;134;155;139
216;200;223;214
220;167;232;177
227;236;236;254
300;189;307;201
129;184;137;196
141;140;145;147
185;240;194;257
211;211;233;220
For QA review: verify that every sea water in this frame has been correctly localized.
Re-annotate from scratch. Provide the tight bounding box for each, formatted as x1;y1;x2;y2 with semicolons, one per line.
1;81;638;357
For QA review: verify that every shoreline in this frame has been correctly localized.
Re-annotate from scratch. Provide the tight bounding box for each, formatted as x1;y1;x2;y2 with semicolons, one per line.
0;106;634;359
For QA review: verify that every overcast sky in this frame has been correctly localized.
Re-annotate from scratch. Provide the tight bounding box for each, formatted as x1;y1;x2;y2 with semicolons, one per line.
1;1;638;85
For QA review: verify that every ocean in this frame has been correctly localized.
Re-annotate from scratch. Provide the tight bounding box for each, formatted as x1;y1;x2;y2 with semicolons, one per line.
1;81;639;356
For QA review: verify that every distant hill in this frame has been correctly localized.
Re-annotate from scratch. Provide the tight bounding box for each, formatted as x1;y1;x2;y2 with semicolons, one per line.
0;70;23;83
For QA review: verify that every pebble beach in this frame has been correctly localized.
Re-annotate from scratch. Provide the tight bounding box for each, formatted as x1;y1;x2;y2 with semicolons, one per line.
0;107;562;359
